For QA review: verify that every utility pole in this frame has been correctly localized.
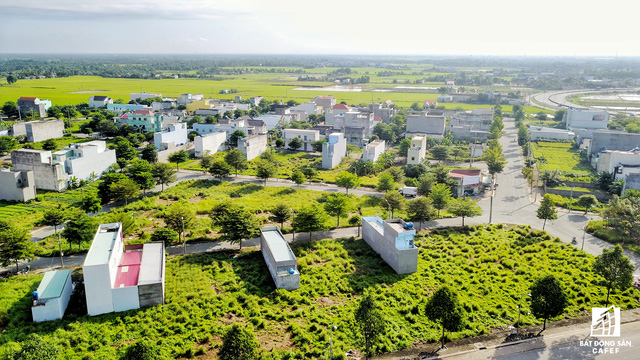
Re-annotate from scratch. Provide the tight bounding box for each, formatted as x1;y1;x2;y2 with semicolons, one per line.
58;231;64;267
181;216;185;255
290;209;295;243
489;175;495;224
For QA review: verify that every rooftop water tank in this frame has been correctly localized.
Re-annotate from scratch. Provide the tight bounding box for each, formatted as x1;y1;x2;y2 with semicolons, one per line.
289;268;295;274
405;222;414;229
32;291;39;301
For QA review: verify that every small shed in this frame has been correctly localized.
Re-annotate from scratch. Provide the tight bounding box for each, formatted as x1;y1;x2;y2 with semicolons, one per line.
31;270;73;322
260;226;300;290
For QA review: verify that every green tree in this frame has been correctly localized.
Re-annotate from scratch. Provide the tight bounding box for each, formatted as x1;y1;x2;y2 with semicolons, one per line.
537;194;558;230
485;146;507;177
225;149;248;177
81;192;102;214
115;138;137;166
168;150;190;172
228;130;246;147
209;159;233;179
383;191;405;218
0;223;34;272
62;214;97;251
152;162;177;192
425;286;464;350
1;101;18;117
150;228;179;244
41;138;58;151
576;194;598;214
109;178;140;205
377;173;396;192
431;145;450;163
269;204;291;229
163;202;195;243
349;215;362;237
199;150;215;170
97;172;128;203
255;158;277;185
5;75;17;85
288;137;303;151
141;144;158;163
354;293;386;359
290;169;306;185
122;338;165;360
407;197;436;230
42;207;66;235
301;167;318;180
311;139;325;152
593;245;634;307
429;183;452;217
517;125;530;146
373;122;396;143
398;137;412;157
530;275;568;332
126;159;155;193
0;136;18;155
211;205;259;250
218;324;261;360
417;173;436;197
324;193;351;228
294;203;329;240
10;334;59;360
451;147;465;162
386;167;405;183
448;197;483;226
335;171;360;195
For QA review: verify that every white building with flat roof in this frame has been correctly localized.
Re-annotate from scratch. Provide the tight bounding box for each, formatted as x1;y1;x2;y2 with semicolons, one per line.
83;223;165;316
154;123;188;150
0;168;36;202
564;108;609;130
407;135;427;165
52;141;117;181
322;133;347;169
362;140;385;163
31;270;73;322
282;129;321;152
260;226;299;290
194;132;226;158
130;92;162;102
238;134;268;161
362;217;418;274
529;126;575;141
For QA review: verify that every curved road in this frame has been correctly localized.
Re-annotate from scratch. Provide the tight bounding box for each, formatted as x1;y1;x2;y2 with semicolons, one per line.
532;87;640;111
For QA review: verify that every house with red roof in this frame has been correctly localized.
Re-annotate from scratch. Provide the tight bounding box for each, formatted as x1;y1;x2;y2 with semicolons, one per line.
17;97;47;118
449;169;484;197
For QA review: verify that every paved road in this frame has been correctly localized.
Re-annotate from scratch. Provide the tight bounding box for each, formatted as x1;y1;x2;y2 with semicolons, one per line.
531;88;640;111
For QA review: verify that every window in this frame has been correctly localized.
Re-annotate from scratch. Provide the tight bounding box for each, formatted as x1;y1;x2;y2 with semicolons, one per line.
411;157;415;161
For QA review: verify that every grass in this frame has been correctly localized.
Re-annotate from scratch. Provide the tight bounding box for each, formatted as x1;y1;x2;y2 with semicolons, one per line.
1;224;637;359
0;75;549;112
586;220;640;256
531;141;593;176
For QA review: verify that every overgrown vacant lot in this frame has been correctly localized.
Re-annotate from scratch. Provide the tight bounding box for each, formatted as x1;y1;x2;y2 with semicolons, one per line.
531;141;593;176
1;225;637;359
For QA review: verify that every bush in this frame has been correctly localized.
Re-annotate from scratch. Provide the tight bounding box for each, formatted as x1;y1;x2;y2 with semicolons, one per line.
150;228;179;244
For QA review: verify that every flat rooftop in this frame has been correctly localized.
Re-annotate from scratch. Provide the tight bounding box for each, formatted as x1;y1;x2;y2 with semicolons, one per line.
36;270;71;300
388;222;407;234
139;243;164;285
262;229;295;263
363;216;384;235
84;224;121;267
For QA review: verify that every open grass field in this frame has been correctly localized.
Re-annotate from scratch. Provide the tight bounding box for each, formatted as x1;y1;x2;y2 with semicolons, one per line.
531;141;593;176
0;75;545;112
1;225;637;359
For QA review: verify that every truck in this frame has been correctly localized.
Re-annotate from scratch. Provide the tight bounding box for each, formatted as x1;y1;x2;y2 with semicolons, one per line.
399;187;417;197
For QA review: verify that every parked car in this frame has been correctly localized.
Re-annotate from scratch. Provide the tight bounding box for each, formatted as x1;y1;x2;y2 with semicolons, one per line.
399;187;417;197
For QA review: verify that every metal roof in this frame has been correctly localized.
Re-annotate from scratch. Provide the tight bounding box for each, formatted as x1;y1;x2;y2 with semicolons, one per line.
84;224;120;267
37;270;71;299
262;229;295;263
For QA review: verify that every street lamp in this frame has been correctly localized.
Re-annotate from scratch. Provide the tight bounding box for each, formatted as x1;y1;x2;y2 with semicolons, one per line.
58;231;64;267
329;324;337;360
517;292;531;337
181;216;185;255
568;186;575;213
290;208;295;243
384;198;391;219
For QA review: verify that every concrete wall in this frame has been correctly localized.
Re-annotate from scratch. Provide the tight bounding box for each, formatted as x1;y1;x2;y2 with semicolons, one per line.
11;122;27;137
406;112;445;136
595;151;640;174
157;143;193;163
0;169;36;202
138;283;164;308
239;134;268;161
322;133;347;169
25;120;64;143
363;140;385;162
565;108;609;130
590;131;640;155
194;132;226;157
83;264;115;316
62;142;117;181
11;150;67;191
362;216;418;274
154;123;188;150
112;286;140;313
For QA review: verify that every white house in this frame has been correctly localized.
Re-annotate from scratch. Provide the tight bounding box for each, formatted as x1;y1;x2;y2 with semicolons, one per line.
362;217;417;274
592;149;640;180
529;126;575;141
406;111;445;138
130;92;162;102
362;140;385;163
260;226;300;290
564;108;609;130
194;132;226;158
154;123;188;150
282;129;320;152
0;168;36;202
31;270;73;322
407;135;427;165
52;141;117;182
239;134;268;161
177;94;204;105
83;223;165;316
322;133;347;169
89;96;114;108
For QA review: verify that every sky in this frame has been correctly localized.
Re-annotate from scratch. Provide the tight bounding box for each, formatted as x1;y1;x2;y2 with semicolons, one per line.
1;0;640;56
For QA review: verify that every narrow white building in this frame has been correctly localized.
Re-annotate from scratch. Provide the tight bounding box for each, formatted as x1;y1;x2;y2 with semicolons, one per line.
564;108;609;130
361;217;418;274
31;270;73;322
194;132;227;158
407;135;427;165
322;133;347;169
529;126;575;141
154;123;188;150
83;223;165;316
282;129;321;152
362;140;386;163
260;226;300;290
238;134;268;161
0;168;36;202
